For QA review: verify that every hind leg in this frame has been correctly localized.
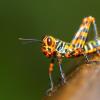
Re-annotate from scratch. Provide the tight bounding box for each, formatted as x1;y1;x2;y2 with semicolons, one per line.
92;19;100;56
96;47;100;56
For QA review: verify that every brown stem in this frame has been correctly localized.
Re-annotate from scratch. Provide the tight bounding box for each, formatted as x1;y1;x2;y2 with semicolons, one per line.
44;55;100;100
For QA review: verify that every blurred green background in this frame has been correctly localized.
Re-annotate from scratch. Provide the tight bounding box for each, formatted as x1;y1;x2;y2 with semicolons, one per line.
0;0;100;100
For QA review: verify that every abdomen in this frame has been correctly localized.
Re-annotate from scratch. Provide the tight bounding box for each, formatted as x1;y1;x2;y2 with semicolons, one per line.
83;40;98;54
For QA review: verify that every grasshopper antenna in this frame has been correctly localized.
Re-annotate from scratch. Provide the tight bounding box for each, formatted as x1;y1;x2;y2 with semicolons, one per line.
18;38;42;43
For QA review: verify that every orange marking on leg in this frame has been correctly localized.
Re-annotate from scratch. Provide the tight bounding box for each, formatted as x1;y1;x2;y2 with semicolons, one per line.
49;63;54;74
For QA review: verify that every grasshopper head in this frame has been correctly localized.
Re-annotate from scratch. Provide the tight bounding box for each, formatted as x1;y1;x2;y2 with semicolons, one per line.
41;35;56;58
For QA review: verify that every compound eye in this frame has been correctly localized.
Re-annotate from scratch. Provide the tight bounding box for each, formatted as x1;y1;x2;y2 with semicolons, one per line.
47;37;52;46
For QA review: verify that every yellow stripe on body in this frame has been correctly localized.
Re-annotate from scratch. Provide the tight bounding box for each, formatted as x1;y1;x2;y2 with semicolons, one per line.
65;43;74;53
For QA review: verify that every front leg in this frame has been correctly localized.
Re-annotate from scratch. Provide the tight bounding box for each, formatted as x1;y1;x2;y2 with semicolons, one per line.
46;59;54;95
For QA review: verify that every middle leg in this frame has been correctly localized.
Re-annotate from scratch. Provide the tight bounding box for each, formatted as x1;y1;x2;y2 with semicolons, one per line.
57;53;66;84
